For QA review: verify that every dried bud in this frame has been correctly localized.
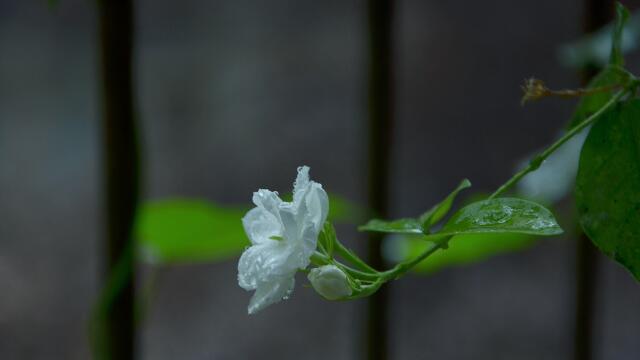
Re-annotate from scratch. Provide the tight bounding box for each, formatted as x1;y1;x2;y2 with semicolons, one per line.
521;78;550;105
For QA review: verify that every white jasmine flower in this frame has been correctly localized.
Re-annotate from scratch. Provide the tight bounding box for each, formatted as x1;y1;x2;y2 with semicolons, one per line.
308;265;353;300
238;166;329;314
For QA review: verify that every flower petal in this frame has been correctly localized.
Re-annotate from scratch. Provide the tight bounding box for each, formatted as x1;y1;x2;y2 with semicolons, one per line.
278;206;299;245
294;166;316;206
247;276;295;315
242;207;281;245
238;242;299;290
252;189;283;219
304;182;329;233
237;245;264;290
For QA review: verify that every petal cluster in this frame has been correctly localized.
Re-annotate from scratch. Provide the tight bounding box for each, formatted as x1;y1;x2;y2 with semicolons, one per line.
238;166;328;314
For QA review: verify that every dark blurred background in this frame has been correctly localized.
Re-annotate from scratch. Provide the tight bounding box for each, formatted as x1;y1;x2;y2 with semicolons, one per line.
1;0;639;359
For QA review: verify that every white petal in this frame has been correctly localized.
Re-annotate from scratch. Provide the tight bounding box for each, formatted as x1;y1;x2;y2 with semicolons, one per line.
242;207;281;245
252;189;283;219
278;206;300;246
248;276;295;315
304;183;329;233
238;242;299;290
293;166;310;205
296;222;318;268
237;245;265;290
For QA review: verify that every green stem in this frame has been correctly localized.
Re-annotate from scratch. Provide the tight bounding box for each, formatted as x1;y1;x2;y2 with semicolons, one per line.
351;84;632;285
489;89;628;199
379;237;450;281
335;240;380;273
342;266;381;281
312;252;380;281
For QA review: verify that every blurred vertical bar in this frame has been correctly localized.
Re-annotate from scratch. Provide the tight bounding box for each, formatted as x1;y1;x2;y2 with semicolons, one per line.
365;0;393;359
574;1;612;360
98;0;139;359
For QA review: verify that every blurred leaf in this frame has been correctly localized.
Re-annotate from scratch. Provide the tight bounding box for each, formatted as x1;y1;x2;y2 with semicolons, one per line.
398;232;535;273
136;199;249;264
419;179;471;230
137;193;362;265
440;198;563;236
359;218;424;234
576;99;640;281
327;193;367;223
559;3;636;68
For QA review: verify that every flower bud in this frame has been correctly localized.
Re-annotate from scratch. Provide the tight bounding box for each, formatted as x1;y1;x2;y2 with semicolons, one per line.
308;265;353;300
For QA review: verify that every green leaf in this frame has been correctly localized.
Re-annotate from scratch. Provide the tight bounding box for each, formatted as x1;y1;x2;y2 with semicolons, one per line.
399;233;535;274
419;179;471;230
359;218;424;234
359;179;471;235
440;198;563;236
136;199;249;264
576;99;640;281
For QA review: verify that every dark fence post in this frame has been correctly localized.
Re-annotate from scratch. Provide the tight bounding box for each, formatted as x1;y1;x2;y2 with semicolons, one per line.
98;0;139;358
574;1;613;360
365;0;394;359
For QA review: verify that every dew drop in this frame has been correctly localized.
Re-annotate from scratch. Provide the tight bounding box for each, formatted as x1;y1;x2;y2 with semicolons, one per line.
474;204;514;225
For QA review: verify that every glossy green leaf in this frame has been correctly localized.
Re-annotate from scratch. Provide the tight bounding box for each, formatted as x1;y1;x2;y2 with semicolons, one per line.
359;218;424;234
419;179;471;230
576;99;640;281
399;233;535;273
360;179;471;235
440;198;563;236
136;199;249;264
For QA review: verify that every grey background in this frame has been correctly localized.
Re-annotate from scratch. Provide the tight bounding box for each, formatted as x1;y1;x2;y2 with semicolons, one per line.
0;0;639;359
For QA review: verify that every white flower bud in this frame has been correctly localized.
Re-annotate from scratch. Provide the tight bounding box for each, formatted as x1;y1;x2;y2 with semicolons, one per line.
308;265;353;300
